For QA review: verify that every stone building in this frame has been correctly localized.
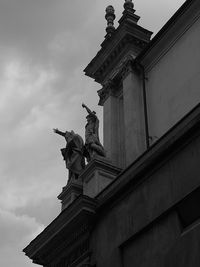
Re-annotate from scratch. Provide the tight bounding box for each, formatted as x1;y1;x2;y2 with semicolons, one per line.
24;0;200;266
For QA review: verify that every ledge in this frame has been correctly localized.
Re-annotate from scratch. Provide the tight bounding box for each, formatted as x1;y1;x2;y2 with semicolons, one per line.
23;195;97;264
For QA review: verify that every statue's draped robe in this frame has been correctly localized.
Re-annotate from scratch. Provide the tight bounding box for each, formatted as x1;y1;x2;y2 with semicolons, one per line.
61;133;85;181
85;116;100;145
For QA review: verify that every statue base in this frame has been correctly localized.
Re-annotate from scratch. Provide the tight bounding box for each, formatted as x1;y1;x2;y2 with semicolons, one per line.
57;179;83;211
80;156;122;198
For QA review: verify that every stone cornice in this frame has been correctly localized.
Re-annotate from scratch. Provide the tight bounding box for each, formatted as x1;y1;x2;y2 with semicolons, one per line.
80;156;122;179
37;224;90;265
85;33;148;84
84;15;152;84
57;180;83;201
56;249;91;267
23;195;97;265
43;234;90;266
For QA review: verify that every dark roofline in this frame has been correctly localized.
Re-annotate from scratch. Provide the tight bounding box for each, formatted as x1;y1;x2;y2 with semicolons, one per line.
136;0;193;61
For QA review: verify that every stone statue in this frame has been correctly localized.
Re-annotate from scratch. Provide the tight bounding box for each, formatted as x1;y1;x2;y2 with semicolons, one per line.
53;129;85;183
82;103;106;162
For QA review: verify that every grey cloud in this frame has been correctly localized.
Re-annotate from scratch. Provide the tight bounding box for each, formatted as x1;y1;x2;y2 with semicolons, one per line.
0;209;43;248
15;197;61;226
0;0;98;61
0;209;43;267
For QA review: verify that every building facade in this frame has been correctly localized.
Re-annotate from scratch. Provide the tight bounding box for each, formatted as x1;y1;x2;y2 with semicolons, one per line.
24;0;200;266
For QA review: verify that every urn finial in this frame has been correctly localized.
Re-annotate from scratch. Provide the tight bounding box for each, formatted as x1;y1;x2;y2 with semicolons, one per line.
105;5;116;35
124;0;134;10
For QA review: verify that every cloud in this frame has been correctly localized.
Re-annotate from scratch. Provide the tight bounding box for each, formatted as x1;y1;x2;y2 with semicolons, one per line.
0;58;65;213
0;0;98;64
0;56;101;219
0;209;44;266
16;197;61;226
0;209;43;248
0;59;58;126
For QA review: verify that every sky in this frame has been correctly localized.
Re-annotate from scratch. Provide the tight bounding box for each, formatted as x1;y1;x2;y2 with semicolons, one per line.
0;0;185;266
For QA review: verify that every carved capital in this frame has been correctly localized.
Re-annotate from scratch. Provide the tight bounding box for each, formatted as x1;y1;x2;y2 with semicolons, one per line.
119;56;142;81
120;59;134;80
98;79;118;106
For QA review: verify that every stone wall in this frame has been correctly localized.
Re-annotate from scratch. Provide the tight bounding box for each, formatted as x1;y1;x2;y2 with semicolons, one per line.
90;113;200;267
144;1;200;142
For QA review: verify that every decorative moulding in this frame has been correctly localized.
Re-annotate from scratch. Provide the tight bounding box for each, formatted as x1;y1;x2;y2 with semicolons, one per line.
57;180;83;211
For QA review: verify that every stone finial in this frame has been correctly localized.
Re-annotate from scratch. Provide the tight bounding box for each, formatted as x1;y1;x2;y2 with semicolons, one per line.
105;5;116;35
124;0;134;10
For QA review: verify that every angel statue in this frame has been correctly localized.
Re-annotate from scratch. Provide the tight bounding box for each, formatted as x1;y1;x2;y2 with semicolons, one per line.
82;103;106;162
53;128;85;183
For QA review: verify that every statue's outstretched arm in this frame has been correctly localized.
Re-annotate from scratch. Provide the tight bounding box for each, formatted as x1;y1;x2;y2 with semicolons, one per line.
53;128;65;137
82;103;93;115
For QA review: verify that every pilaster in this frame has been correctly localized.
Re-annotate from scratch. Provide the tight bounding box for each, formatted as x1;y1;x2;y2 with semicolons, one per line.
122;61;146;165
98;80;125;168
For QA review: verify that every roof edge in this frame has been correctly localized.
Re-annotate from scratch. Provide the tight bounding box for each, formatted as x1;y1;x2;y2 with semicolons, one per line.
136;0;194;62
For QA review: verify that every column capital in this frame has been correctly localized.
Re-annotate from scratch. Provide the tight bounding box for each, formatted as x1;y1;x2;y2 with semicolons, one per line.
98;79;119;106
118;56;142;80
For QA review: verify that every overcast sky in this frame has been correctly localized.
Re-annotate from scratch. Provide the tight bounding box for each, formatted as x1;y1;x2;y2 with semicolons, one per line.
0;0;185;266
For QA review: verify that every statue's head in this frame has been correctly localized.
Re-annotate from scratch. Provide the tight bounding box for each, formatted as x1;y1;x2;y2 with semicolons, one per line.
65;130;75;141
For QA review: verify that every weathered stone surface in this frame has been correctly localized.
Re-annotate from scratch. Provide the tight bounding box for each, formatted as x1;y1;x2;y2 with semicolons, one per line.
90;104;200;267
57;180;83;211
122;68;146;165
81;156;121;198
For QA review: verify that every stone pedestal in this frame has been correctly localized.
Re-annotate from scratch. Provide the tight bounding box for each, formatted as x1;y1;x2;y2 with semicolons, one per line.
80;157;122;198
57;180;83;211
